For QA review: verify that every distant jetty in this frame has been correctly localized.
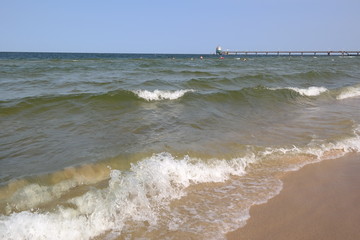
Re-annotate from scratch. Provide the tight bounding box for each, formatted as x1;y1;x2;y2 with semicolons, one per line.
215;46;360;56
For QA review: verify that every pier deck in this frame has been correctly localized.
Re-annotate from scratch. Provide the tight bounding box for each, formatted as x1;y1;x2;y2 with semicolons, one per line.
220;50;360;56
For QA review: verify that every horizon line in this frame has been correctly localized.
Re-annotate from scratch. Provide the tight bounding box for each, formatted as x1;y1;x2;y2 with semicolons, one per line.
0;50;212;55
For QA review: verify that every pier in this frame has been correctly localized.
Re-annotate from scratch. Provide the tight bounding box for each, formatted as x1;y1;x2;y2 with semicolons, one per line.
219;50;360;56
215;47;360;56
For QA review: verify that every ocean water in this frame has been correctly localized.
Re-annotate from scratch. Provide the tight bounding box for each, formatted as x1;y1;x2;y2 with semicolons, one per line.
0;52;360;239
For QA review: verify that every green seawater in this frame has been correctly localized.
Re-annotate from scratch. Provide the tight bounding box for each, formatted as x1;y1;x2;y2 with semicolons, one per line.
0;52;360;239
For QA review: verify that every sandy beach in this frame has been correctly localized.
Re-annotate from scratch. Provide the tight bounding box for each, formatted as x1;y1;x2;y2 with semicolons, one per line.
227;153;360;240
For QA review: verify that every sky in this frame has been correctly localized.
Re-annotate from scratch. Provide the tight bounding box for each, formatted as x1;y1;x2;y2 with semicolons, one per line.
1;0;360;54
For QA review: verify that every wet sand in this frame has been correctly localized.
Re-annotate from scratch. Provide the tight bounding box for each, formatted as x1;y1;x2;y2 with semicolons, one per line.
227;153;360;240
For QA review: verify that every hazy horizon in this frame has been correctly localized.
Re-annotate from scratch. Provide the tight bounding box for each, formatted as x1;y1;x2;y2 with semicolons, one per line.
1;0;360;54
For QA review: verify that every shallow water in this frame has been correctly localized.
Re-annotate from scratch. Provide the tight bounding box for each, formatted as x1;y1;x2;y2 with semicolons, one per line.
0;53;360;239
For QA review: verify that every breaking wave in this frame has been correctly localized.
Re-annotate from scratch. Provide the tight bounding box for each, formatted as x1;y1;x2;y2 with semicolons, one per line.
1;126;359;240
0;153;254;240
336;85;360;100
269;86;328;96
132;89;195;101
285;86;328;96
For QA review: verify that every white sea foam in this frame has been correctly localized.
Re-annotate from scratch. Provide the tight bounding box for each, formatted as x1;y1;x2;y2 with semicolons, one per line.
269;86;328;96
1;127;360;240
328;125;360;152
286;86;328;96
336;85;360;100
4;179;82;214
0;153;255;240
4;166;111;214
262;126;360;171
133;89;194;101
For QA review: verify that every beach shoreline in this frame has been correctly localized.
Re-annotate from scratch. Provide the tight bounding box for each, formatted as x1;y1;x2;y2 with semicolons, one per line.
227;153;360;240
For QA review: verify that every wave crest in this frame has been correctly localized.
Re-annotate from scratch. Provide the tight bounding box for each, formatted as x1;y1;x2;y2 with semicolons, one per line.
286;86;328;96
336;85;360;100
269;86;328;96
133;89;194;101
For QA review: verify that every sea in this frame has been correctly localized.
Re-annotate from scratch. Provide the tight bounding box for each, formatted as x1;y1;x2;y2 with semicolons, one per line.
0;52;360;240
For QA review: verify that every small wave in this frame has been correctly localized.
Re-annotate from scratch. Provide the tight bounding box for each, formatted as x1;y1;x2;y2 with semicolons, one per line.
286;86;328;96
179;70;217;76
0;90;137;110
283;70;348;81
336;85;360;100
1;163;111;214
264;125;360;168
197;86;303;105
270;86;328;96
133;89;195;101
157;70;216;77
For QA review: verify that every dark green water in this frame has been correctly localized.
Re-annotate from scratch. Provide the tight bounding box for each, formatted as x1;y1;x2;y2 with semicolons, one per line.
1;52;360;239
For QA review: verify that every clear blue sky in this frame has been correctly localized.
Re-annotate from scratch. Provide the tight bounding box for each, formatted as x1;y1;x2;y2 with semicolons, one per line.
1;0;359;54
